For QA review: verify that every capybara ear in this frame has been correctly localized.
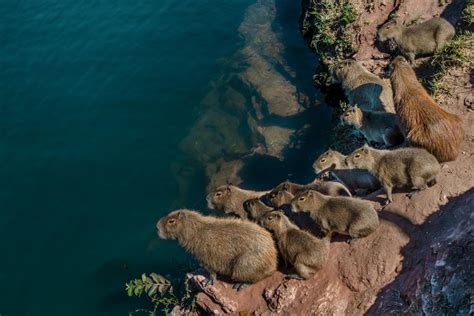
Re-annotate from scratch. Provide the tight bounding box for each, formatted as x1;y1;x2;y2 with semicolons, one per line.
177;211;185;219
363;146;369;153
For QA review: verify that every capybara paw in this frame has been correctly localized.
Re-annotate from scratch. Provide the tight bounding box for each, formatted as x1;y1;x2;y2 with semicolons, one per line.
233;283;249;291
407;191;417;199
202;277;214;287
285;273;304;280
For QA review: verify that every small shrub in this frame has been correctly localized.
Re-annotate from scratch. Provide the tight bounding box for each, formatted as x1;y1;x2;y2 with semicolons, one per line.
126;273;196;316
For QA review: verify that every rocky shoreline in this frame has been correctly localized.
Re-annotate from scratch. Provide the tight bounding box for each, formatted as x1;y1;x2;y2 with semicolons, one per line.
184;0;474;314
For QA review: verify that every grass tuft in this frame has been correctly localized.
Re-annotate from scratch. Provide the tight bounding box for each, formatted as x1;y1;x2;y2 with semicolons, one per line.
302;0;358;63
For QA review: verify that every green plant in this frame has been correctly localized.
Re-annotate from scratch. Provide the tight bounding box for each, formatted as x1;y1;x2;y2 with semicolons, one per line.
302;0;359;85
340;3;356;25
429;31;473;96
429;0;473;96
126;273;196;316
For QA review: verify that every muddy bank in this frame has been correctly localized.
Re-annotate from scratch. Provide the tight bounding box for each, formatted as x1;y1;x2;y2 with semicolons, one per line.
187;0;474;314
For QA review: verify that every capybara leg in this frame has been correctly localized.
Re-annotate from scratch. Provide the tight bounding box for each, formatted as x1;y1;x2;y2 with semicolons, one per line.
203;271;217;286
435;29;449;51
407;52;416;65
232;283;249;291
427;178;437;187
294;263;315;280
407;191;419;199
286;273;305;280
411;176;428;191
383;183;393;204
349;225;375;239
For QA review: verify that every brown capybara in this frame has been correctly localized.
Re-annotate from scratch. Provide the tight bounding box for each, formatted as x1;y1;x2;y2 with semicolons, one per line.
291;190;379;239
207;185;269;219
243;197;273;220
259;210;330;280
157;209;277;290
332;59;395;113
346;145;441;204
341;105;404;147
267;180;351;208
390;56;464;162
313;149;380;195
378;18;455;65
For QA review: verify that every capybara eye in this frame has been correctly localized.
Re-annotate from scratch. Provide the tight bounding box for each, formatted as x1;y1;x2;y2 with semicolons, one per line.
215;192;222;197
320;158;326;163
355;154;361;158
298;197;305;201
168;219;176;224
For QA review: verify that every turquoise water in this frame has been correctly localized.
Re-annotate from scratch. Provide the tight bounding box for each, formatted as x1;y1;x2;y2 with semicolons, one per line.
0;0;331;315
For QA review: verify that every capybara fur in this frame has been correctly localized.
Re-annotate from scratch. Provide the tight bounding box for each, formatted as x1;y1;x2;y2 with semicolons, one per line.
267;180;351;208
259;211;330;279
332;59;395;113
267;187;297;208
341;105;404;147
390;56;464;162
243;197;273;220
346;145;441;203
291;190;379;238
378;18;455;65
313;149;380;195
157;209;277;286
207;185;269;219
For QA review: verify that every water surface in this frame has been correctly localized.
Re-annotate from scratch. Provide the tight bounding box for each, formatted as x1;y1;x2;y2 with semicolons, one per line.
0;0;332;314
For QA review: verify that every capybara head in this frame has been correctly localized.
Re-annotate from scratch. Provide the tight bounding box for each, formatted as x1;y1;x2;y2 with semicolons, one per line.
331;59;357;84
390;55;410;69
291;190;322;213
268;184;295;208
377;19;401;42
340;105;363;127
206;185;232;210
243;197;272;220
313;149;345;172
157;210;188;240
345;145;374;170
259;210;287;233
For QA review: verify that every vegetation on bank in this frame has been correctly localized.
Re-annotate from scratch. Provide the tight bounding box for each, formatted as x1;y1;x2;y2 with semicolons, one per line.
301;0;358;85
429;0;473;98
126;273;196;315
